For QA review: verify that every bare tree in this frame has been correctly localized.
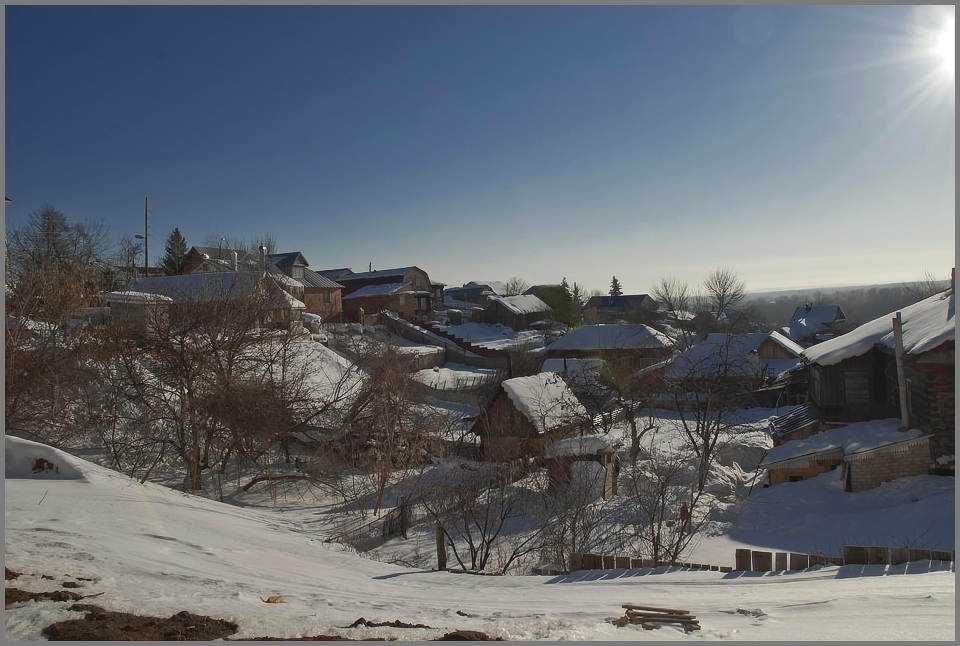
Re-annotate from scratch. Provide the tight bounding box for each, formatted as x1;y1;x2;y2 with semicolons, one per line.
903;270;950;304
504;276;530;297
702;268;746;320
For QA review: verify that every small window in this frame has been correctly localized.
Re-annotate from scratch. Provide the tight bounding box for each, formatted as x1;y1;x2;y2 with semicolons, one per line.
323;291;331;304
398;295;406;306
293;267;304;279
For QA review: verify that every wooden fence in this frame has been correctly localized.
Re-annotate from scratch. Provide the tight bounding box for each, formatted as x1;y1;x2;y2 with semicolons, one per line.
735;546;955;572
553;552;733;576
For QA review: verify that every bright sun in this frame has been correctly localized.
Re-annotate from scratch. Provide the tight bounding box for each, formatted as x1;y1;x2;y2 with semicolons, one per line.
935;19;954;74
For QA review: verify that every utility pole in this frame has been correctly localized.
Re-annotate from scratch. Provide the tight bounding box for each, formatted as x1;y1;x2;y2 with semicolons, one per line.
893;311;910;430
144;197;149;272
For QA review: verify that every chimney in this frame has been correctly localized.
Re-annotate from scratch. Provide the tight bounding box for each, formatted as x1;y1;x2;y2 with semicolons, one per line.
804;302;812;313
232;251;238;272
369;262;373;272
259;246;266;272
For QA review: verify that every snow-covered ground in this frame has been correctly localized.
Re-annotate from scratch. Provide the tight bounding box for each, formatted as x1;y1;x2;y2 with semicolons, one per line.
432;322;546;351
5;436;955;641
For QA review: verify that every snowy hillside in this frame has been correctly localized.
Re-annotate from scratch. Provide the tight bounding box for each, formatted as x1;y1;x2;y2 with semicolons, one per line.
5;435;955;641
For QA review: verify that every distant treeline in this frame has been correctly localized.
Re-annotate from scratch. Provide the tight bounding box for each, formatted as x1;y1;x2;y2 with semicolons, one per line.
745;282;948;329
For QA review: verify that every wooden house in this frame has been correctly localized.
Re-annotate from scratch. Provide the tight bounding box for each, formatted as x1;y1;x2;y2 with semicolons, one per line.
782;304;848;345
663;332;804;396
267;252;343;322
802;285;955;459
337;266;435;323
473;372;589;462
482;295;553;330
544;324;672;371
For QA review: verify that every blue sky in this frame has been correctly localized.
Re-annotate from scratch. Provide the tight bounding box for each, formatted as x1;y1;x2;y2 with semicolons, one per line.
5;5;955;293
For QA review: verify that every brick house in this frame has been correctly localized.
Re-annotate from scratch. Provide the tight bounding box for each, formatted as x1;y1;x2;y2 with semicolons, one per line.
267;252;343;322
341;282;421;324
759;419;933;491
336;266;435;323
182;246;261;274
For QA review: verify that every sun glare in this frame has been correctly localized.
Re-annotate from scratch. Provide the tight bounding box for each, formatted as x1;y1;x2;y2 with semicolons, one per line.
935;19;954;74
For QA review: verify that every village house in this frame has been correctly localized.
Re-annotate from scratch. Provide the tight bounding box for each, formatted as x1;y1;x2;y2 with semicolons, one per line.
336;266;435;323
801;282;955;460
782;304;848;345
662;332;804;398
583;294;659;324
182;246;262;274
444;281;509;305
473;372;589;462
123;272;306;332
759;418;934;491
480;294;553;330
544;323;672;371
267;252;343;323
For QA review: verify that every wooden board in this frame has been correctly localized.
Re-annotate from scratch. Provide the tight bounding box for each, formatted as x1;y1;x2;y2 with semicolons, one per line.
622;604;691;614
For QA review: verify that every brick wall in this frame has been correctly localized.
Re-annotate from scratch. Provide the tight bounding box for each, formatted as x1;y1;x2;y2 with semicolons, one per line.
847;441;933;492
768;460;839;485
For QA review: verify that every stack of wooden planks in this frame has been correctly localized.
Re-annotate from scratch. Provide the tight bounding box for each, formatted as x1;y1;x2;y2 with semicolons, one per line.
611;604;701;632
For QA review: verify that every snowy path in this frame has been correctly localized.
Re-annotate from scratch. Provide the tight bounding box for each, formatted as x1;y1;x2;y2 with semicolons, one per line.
5;436;955;641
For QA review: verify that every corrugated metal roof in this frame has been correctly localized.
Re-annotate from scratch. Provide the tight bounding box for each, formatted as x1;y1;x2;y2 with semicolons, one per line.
267;251;308;267
769;403;821;439
298;268;343;289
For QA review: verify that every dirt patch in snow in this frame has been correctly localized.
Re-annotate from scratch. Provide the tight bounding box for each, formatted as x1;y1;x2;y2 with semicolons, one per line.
42;606;239;641
230;637;390;642
348;617;436;629
436;630;504;640
5;588;83;605
5;567;23;580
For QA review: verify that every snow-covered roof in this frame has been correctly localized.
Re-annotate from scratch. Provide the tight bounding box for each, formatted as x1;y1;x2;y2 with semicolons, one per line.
760;419;923;467
338;267;421;282
464;281;508;296
547;324;670;352
126;272;305;309
803;289;955;366
544;435;613;458
341;283;410;300
492;294;552;315
791;304;845;323
665;332;802;379
266;265;304;289
501;372;588;433
103;291;174;305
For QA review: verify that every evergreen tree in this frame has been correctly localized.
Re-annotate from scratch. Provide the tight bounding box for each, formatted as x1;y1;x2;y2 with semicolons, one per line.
557;277;574;327
570;282;585;325
610;276;623;297
160;228;188;276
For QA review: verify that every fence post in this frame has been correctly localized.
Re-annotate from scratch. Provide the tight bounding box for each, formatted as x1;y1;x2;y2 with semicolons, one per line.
436;522;447;571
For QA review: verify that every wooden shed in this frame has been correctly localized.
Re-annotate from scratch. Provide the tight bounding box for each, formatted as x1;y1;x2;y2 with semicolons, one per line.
473;372;589;462
482;295;554;330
